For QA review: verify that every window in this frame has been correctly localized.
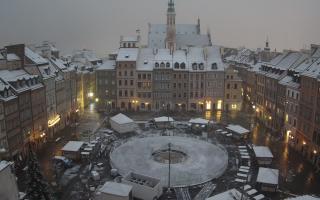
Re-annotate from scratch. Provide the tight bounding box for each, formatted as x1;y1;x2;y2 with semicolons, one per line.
124;90;128;97
234;84;237;89
118;71;122;76
174;62;179;69
160;62;165;68
155;63;159;68
119;90;122;97
192;63;197;70
180;63;186;69
173;83;176;88
124;71;127;76
125;80;128;85
143;74;146;79
130;80;134;86
138;74;141;79
130;91;133;96
199;63;204;70
130;71;133;76
211;63;217;70
147;74;151;80
227;84;230;89
166;62;170;68
118;80;122;86
226;94;230;99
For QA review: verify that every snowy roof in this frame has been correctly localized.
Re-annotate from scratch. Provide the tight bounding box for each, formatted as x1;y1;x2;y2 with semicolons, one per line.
50;58;67;71
206;188;242;200
25;47;48;65
0;69;39;83
6;53;20;61
116;48;139;62
136;48;154;71
278;75;299;89
176;34;210;49
0;160;10;171
61;141;84;152
301;57;320;79
96;60;116;71
122;35;139;42
256;167;279;185
154;116;174;122
286;195;320;200
189;118;209;124
124;172;161;188
253;146;273;158
111;113;134;124
226;124;250;135
149;24;199;49
99;181;132;197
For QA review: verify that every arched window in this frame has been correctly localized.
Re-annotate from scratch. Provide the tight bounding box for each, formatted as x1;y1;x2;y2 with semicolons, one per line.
160;62;165;68
174;62;179;69
166;62;170;68
192;63;198;70
180;62;186;69
155;62;159;68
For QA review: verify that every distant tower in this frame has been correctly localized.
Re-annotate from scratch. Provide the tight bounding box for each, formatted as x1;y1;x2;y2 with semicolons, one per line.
166;0;176;54
264;36;270;52
197;17;201;34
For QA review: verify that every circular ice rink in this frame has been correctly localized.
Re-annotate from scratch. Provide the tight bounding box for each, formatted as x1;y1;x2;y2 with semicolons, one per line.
110;136;228;187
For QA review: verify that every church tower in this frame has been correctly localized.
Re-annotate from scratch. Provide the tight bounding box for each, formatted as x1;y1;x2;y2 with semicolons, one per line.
264;36;270;52
166;0;176;54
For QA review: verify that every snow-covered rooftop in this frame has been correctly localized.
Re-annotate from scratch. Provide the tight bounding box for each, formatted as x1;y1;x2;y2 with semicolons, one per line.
116;48;139;62
0;160;10;172
25;47;48;65
206;188;242;200
256;167;279;185
6;53;20;61
110;113;134;124
286;195;320;200
61;141;84;152
99;181;132;197
96;60;116;71
253;146;273;158
154;116;174;122
189;118;209;124
226;124;250;135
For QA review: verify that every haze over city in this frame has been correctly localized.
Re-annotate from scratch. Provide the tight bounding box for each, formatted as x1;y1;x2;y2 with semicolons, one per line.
1;0;320;55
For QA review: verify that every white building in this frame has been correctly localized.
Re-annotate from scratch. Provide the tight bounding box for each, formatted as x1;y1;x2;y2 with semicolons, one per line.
253;146;273;165
0;161;19;200
110;113;136;134
123;172;162;200
256;167;279;192
95;181;133;200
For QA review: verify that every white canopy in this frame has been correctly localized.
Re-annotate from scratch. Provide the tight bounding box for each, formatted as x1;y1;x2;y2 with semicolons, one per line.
61;141;84;152
110;113;134;124
285;195;320;200
99;181;132;197
256;167;279;185
189;118;209;125
253;146;273;158
110;113;136;133
154;116;174;123
226;124;250;135
206;188;242;200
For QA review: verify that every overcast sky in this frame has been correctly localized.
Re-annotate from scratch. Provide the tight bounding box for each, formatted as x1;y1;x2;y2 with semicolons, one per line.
1;0;319;56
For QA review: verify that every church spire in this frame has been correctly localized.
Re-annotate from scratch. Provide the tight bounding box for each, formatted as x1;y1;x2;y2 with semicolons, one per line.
166;0;176;54
264;36;270;51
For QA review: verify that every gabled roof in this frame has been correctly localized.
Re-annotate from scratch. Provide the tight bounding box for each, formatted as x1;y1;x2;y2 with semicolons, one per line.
116;48;139;62
25;47;48;65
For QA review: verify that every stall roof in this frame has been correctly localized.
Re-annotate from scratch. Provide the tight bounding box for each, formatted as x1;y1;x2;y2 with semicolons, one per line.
62;141;84;152
110;113;134;124
206;188;242;200
226;124;250;135
253;146;273;158
285;195;320;200
154;116;174;122
189;118;209;124
256;167;279;185
99;181;132;197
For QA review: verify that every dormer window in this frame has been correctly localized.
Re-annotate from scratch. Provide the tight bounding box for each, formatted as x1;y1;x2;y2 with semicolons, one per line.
192;63;197;70
125;55;129;59
160;62;165;68
174;62;179;69
199;63;204;70
143;60;148;65
180;63;186;69
166;62;170;68
211;63;217;70
155;62;159;68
